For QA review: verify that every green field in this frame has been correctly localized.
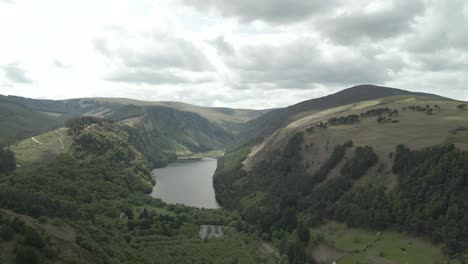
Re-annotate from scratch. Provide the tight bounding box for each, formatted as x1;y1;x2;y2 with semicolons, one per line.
11;128;71;166
309;222;452;264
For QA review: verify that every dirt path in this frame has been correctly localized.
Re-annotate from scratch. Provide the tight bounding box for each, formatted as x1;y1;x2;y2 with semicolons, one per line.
260;242;280;258
31;137;43;145
55;131;65;150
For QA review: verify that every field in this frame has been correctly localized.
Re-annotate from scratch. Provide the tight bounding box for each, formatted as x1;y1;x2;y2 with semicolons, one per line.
11;128;71;166
309;222;451;264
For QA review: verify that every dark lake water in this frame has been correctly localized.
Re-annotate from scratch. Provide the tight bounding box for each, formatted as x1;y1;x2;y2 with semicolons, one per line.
150;158;221;209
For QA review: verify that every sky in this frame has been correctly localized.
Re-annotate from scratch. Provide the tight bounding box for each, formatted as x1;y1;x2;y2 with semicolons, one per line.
0;0;467;109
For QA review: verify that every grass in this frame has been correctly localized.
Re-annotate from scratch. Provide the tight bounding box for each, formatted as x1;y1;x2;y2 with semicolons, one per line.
0;102;60;145
219;144;252;174
11;128;71;166
89;98;267;125
179;150;225;159
248;96;468;191
310;222;448;264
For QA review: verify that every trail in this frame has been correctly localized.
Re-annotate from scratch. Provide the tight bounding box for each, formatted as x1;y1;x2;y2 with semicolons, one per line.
55;131;65;150
260;242;280;258
31;137;43;145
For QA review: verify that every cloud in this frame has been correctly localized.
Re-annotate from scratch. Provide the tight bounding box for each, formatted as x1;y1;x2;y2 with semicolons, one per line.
1;63;33;83
210;36;234;55
107;69;214;85
225;39;391;89
0;0;14;4
404;0;468;53
182;0;338;24
94;30;213;72
317;0;425;44
93;27;215;85
53;59;71;68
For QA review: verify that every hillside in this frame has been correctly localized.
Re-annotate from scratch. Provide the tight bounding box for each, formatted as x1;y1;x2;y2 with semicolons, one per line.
0;94;268;164
89;97;270;126
238;85;449;143
214;86;468;263
0;99;61;145
0;117;277;264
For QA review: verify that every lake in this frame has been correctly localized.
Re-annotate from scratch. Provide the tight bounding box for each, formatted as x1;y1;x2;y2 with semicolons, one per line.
150;158;221;209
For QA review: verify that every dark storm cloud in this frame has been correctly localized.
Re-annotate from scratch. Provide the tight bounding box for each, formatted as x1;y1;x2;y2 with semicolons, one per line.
227;40;391;89
2;63;32;84
317;0;425;44
182;0;337;24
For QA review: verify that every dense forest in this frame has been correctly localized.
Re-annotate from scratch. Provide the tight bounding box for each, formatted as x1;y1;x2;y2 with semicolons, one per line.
214;133;468;263
0;117;274;264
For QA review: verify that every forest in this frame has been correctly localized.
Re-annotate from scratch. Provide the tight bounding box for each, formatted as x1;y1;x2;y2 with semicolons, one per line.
0;117;274;264
214;132;468;263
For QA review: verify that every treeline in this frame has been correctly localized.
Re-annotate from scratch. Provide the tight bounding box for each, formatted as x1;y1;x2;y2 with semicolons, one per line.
331;144;468;259
0;146;16;174
328;115;360;126
302;140;353;195
65;116;114;135
214;133;380;263
0;214;59;264
323;107;400;127
216;131;468;262
360;107;398;118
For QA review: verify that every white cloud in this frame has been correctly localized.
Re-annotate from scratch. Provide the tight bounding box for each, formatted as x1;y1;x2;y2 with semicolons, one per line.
0;0;466;109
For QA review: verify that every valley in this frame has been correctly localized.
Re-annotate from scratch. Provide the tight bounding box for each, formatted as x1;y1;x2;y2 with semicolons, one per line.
1;85;468;264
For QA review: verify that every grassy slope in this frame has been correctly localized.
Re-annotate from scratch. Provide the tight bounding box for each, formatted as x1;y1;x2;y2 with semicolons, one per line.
0;102;60;145
88;97;269;125
11;128;71;166
309;222;450;264
238;85;447;143
244;96;468;189
0;209;97;264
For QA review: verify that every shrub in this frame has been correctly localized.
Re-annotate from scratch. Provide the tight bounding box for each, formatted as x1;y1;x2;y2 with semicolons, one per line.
15;245;40;264
0;225;14;241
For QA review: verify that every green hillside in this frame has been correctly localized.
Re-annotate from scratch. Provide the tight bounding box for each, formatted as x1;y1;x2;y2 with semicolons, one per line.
238;85;450;143
0;117;276;264
0;101;60;145
214;87;468;263
2;85;468;264
0;94;267;163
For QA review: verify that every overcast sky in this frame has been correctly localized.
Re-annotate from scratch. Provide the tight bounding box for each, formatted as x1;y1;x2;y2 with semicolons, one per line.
0;0;467;109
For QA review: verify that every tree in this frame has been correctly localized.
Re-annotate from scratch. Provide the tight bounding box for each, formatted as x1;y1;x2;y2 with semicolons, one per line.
457;104;467;111
0;146;16;174
15;245;40;264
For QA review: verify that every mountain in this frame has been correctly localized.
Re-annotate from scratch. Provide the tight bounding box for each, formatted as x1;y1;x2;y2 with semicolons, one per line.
214;85;468;263
0;95;269;165
238;84;450;143
0;117;276;264
2;85;468;263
